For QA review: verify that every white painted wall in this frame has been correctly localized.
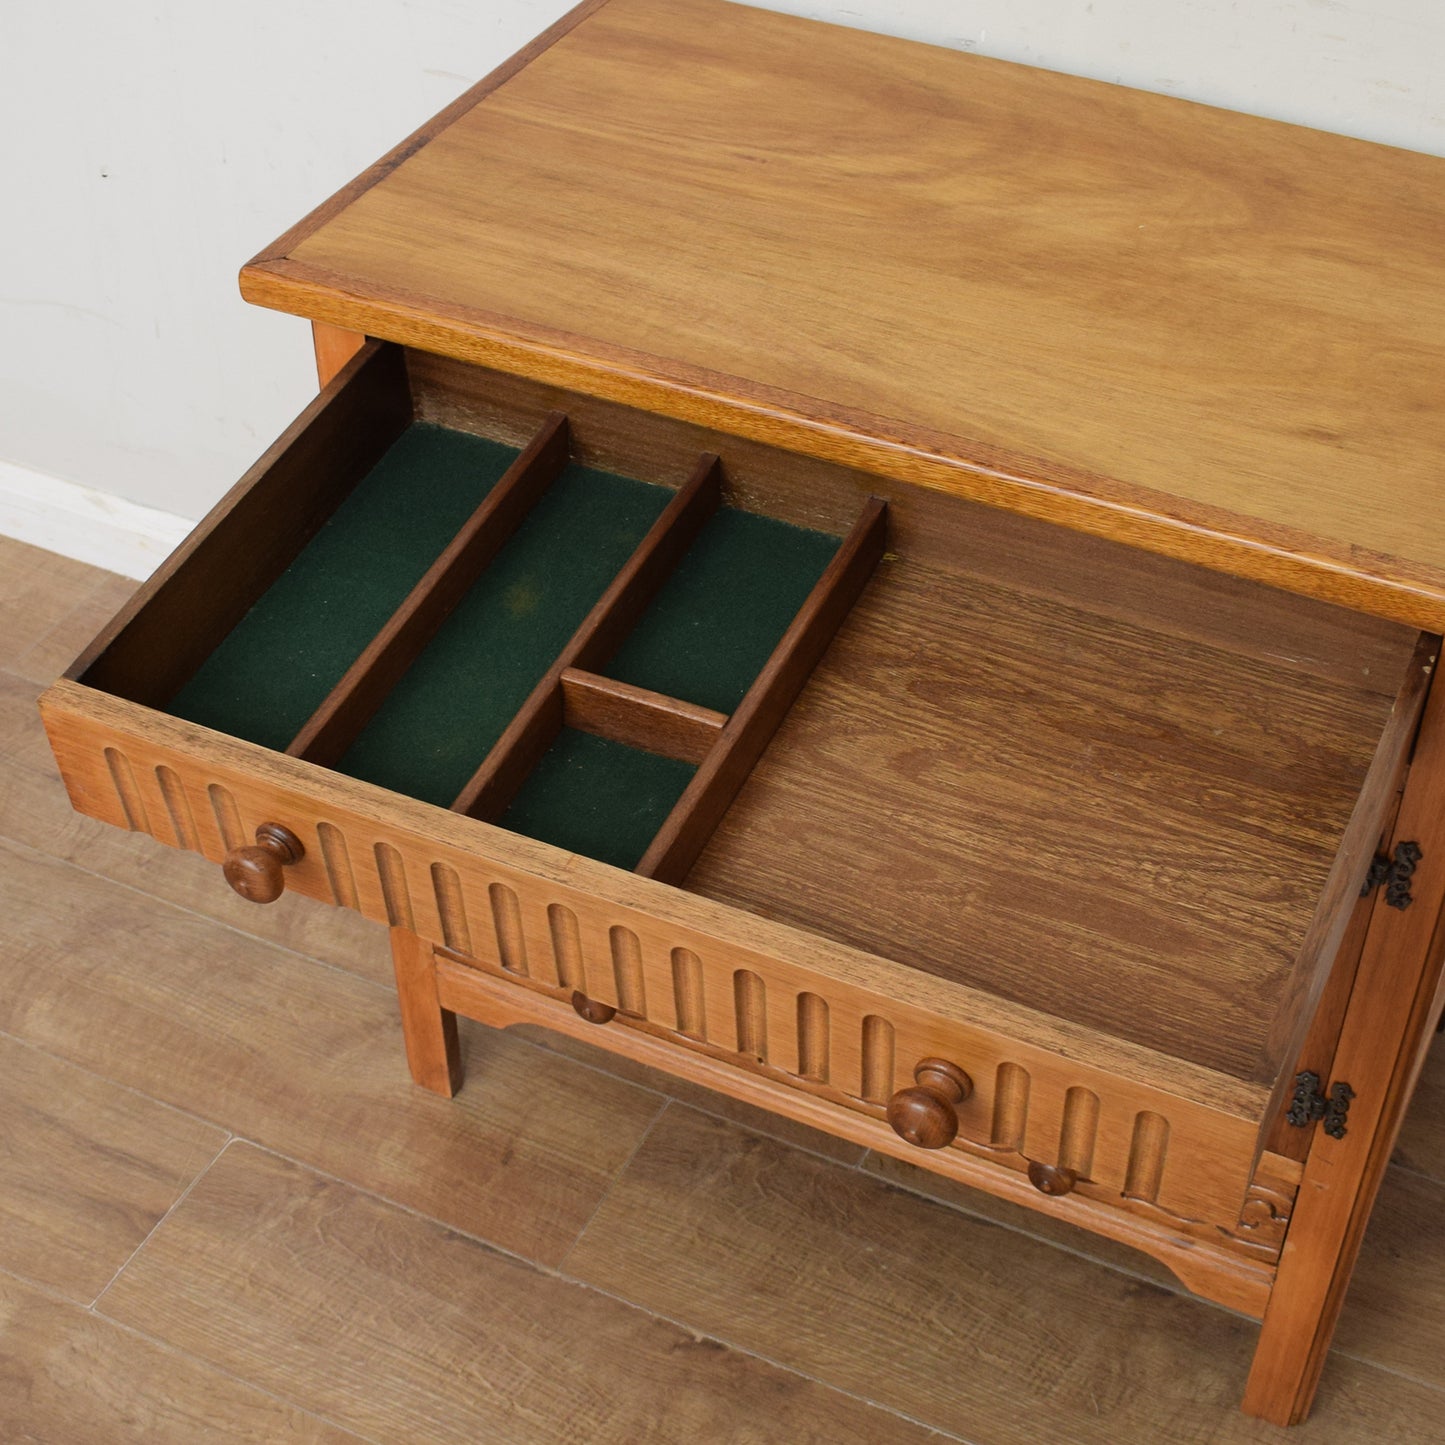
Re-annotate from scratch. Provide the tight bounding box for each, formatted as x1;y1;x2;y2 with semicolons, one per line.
3;0;1442;535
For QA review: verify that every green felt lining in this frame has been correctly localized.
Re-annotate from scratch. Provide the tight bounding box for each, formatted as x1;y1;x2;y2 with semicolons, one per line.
163;417;844;871
605;508;840;713
501;728;696;870
168;424;522;752
336;464;670;806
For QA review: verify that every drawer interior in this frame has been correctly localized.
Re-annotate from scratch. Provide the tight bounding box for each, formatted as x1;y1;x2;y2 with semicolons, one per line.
329;456;671;814
73;341;1428;1101
166;425;529;754
685;549;1427;1093
82;343;879;877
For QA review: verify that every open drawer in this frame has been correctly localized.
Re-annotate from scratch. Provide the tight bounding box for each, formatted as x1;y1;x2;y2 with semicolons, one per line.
39;339;1436;1315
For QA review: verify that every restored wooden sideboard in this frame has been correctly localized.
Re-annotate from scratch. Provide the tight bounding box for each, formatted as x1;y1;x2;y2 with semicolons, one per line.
38;0;1445;1425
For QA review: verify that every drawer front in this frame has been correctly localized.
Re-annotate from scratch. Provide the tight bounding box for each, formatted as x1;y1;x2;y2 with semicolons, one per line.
42;678;1281;1274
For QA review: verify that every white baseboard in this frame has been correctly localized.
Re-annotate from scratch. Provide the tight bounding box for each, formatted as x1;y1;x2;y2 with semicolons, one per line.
0;459;193;581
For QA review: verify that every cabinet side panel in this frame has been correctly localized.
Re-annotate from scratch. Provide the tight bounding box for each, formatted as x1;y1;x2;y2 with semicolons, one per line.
1244;644;1445;1425
1260;633;1436;1088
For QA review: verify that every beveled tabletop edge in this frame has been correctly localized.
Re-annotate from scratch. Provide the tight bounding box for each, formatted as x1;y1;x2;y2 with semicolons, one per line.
241;253;1445;635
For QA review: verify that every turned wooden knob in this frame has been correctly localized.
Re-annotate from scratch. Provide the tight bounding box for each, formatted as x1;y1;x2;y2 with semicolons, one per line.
1027;1161;1079;1197
222;823;304;904
887;1058;973;1149
571;991;617;1025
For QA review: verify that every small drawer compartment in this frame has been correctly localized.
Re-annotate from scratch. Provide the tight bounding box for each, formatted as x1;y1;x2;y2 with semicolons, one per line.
165;424;531;755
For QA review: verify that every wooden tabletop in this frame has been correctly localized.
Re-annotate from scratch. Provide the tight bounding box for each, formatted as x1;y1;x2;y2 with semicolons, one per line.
242;0;1445;629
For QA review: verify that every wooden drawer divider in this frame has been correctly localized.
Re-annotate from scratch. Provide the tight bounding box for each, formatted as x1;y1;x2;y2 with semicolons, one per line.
91;351;888;907
285;411;573;765
636;496;887;885
74;341;412;710
449;450;726;818
559;669;727;764
449;465;888;886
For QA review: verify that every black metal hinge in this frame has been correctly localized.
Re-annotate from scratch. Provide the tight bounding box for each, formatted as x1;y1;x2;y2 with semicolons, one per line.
1361;840;1422;910
1287;1071;1355;1139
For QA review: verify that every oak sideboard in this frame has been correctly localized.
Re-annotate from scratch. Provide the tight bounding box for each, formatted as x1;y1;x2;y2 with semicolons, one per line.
39;0;1445;1425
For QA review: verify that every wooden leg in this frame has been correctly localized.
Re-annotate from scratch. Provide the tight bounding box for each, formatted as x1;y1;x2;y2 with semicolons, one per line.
1244;1084;1419;1424
312;322;367;387
389;926;464;1097
1244;655;1445;1425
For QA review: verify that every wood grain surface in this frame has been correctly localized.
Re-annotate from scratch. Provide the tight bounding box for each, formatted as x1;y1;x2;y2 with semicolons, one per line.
687;552;1410;1081
1393;1034;1445;1184
39;677;1283;1118
451;451;722;818
0;1273;358;1443
286;411;571;766
405;347;1420;695
636;496;886;884
243;0;1445;627
390;924;463;1096
1257;634;1434;1094
432;950;1279;1313
563;1105;1420;1444
100;1142;940;1445
1332;1164;1445;1391
560;667;727;763
249;0;615;269
0;1034;224;1302
860;1146;1182;1291
509;1018;869;1164
1243;655;1445;1423
311;322;365;387
0;664;388;988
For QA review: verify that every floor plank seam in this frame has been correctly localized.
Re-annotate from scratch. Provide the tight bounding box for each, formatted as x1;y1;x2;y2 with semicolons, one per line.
0;1022;236;1141
232;1136;973;1442
465;1024;669;1106
509;1035;921;1176
1320;1347;1445;1399
552;1096;669;1275
845;1145;1240;1313
236;1135;612;1276
664;1097;874;1170
10;551;1445;1438
14;947;1423;1319
0;1260;378;1444
548;1270;977;1444
494;1028;925;1175
88;1133;237;1311
1379;1156;1445;1190
0;1258;102;1311
15;735;1437;1220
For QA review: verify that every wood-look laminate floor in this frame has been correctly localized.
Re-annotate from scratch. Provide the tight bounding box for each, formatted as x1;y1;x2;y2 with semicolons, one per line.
3;530;1444;1443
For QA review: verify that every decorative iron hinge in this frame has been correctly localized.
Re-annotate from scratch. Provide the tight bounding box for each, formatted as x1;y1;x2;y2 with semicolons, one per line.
1361;840;1422;910
1286;1071;1355;1139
